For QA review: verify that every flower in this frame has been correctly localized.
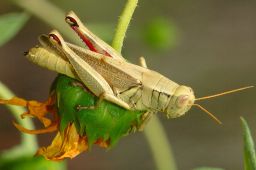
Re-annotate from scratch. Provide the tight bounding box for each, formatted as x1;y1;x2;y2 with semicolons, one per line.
36;123;88;160
0;75;145;161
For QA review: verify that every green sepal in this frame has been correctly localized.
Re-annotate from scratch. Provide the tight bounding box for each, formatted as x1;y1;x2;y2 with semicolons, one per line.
51;75;145;148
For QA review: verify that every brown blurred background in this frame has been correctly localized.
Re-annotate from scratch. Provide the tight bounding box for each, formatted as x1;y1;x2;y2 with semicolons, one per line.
0;0;256;169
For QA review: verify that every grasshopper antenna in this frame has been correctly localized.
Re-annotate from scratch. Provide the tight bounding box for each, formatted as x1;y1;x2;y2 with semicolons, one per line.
193;85;254;124
195;86;254;101
192;104;222;124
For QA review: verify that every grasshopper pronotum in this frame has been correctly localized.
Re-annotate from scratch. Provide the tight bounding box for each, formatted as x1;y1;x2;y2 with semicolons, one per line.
25;11;253;124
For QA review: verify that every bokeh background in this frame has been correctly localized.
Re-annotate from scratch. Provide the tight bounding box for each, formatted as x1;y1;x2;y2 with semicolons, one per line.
0;0;256;169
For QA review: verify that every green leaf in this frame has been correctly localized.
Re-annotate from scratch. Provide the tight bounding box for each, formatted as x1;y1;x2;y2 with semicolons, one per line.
193;167;224;170
0;12;29;47
241;117;256;170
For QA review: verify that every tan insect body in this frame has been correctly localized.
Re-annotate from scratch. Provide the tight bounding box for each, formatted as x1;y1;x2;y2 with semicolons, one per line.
27;46;76;79
25;11;253;123
28;29;194;118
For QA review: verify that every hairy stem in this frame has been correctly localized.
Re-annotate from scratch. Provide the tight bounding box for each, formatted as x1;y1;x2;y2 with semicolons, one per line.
0;82;37;158
112;0;138;53
112;1;177;169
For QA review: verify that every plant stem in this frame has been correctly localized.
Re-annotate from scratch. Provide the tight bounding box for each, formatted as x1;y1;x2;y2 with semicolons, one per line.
112;0;138;53
0;82;37;158
144;117;177;170
112;1;177;169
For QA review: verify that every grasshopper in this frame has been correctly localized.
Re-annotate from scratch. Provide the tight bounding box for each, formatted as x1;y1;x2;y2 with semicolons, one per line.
26;11;253;124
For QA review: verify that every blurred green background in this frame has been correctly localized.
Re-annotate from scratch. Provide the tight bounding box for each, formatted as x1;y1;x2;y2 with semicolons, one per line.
0;0;256;169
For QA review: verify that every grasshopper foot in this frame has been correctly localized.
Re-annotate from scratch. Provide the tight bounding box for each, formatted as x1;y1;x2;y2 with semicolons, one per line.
76;92;105;111
76;104;96;111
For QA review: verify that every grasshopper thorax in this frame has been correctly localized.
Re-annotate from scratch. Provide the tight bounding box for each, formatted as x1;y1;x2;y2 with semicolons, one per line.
166;85;195;118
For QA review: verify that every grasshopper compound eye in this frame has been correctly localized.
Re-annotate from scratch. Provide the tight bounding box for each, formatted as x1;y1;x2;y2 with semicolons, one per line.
177;95;191;108
192;86;254;124
65;16;79;27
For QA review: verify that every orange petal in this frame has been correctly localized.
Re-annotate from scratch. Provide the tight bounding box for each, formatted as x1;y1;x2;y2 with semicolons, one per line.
0;96;57;127
36;123;88;161
13;121;58;134
26;97;56;127
0;97;27;106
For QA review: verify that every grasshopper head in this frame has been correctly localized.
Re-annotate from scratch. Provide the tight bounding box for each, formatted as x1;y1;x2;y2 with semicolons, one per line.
166;85;195;118
165;85;253;124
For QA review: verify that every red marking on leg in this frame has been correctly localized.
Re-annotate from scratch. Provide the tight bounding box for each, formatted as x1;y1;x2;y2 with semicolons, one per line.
72;26;98;52
104;51;111;57
71;26;112;58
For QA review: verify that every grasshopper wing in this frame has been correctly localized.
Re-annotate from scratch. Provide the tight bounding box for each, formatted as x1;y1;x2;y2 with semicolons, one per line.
37;31;142;93
67;42;142;92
